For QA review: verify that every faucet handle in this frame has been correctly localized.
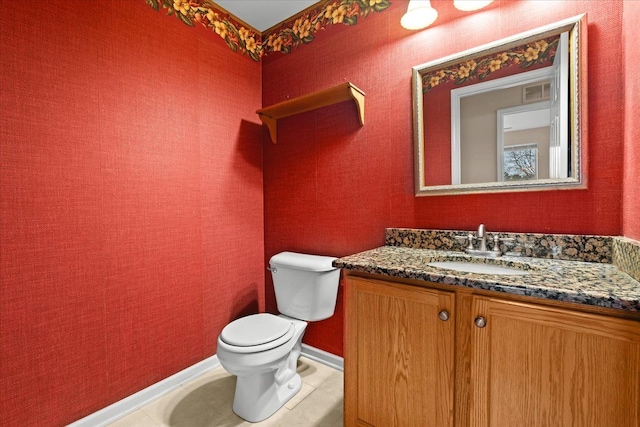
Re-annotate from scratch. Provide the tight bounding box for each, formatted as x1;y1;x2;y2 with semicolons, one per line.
492;236;515;254
455;234;474;250
492;235;501;253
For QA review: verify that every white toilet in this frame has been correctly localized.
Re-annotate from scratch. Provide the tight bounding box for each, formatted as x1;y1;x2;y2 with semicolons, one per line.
216;251;340;423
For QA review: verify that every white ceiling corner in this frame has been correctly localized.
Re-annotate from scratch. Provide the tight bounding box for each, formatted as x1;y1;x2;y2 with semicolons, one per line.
214;0;320;32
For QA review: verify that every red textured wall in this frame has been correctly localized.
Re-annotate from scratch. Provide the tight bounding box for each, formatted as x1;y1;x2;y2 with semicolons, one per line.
1;0;635;424
0;1;263;426
263;0;626;356
623;0;640;240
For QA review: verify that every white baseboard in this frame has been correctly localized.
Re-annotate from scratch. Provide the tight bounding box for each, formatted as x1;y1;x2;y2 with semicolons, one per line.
67;355;220;427
68;344;342;426
301;343;344;372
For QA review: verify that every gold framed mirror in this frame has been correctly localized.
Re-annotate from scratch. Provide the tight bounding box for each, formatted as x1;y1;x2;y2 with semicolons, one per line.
412;14;587;196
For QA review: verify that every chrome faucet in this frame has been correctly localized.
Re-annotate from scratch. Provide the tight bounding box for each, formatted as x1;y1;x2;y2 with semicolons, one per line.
476;224;487;252
455;224;512;258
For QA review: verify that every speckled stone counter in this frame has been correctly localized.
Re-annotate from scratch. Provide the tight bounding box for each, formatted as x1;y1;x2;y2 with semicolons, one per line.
614;237;640;282
334;245;640;313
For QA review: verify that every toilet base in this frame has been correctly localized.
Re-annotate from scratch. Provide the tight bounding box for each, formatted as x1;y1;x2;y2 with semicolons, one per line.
217;315;308;422
232;371;302;423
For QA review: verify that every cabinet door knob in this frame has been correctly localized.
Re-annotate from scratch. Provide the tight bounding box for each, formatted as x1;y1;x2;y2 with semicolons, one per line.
474;316;487;328
438;310;450;321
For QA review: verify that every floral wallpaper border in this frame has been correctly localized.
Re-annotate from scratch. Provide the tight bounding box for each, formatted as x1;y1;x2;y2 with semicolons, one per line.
422;36;560;93
146;0;391;61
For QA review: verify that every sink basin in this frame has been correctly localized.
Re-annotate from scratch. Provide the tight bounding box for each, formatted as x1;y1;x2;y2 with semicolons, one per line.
427;261;529;275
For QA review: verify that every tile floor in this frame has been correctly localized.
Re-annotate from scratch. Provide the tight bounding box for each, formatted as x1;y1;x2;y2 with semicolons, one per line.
107;357;344;427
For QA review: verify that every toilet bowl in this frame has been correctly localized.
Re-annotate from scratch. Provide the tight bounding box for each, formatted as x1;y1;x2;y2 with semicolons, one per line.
217;314;307;422
216;252;340;423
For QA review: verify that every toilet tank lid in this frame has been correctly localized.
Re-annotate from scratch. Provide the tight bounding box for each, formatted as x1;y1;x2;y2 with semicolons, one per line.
270;252;337;272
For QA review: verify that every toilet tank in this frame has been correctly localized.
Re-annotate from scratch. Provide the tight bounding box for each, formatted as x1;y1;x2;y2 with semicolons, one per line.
269;252;340;321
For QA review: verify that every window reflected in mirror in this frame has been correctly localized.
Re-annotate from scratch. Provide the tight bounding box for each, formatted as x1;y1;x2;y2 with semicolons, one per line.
503;143;538;182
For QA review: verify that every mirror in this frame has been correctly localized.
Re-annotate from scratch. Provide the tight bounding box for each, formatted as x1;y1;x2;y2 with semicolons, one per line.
412;15;587;196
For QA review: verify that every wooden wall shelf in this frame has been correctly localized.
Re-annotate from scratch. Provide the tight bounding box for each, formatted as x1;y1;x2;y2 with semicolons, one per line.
256;82;365;143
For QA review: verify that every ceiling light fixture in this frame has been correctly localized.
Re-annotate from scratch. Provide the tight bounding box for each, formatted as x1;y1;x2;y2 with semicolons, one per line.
453;0;494;12
401;0;438;30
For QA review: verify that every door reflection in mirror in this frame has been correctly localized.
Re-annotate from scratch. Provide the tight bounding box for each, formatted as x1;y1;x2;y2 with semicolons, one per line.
451;35;563;185
497;101;549;182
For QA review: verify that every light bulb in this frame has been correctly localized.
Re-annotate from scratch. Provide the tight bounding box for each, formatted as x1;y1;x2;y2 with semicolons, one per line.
401;0;438;30
453;0;494;12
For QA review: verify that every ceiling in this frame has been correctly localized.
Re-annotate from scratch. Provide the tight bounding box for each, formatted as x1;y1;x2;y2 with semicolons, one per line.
214;0;320;32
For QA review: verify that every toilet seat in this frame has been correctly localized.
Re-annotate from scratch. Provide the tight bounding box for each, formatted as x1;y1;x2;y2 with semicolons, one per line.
219;313;294;353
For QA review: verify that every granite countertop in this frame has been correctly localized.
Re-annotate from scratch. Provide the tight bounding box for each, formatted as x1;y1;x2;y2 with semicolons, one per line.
334;246;640;313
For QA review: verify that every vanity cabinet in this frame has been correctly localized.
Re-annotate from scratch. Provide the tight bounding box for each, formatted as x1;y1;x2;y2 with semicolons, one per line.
344;275;640;427
344;276;455;427
470;296;640;427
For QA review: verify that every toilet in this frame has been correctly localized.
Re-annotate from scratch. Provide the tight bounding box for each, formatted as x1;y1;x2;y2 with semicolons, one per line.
216;251;340;423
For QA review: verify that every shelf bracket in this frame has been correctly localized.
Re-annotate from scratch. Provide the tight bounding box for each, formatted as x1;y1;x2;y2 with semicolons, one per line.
258;115;278;145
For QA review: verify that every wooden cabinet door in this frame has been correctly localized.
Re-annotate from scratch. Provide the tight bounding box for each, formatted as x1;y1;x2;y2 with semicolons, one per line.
470;297;640;427
345;276;455;427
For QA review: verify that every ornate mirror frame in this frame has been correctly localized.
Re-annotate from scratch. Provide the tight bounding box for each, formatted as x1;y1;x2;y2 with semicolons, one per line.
412;14;587;196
